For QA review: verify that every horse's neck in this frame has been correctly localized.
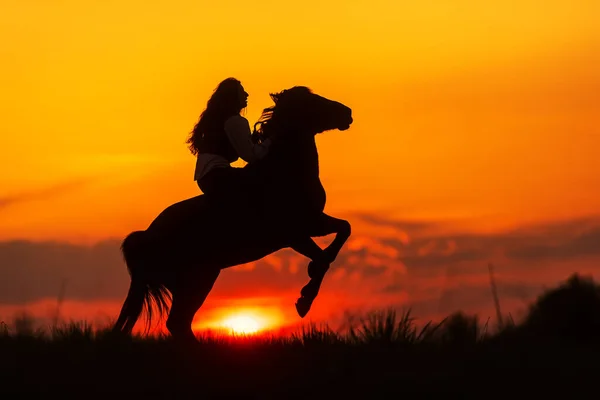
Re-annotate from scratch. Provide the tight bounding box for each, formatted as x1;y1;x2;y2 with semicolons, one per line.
276;135;320;181
295;136;319;173
255;133;325;214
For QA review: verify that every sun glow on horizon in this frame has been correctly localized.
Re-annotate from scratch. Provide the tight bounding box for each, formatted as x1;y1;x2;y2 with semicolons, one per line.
223;315;261;335
206;308;282;336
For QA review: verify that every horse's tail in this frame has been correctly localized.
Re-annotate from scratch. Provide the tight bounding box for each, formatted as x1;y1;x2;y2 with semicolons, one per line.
112;230;171;335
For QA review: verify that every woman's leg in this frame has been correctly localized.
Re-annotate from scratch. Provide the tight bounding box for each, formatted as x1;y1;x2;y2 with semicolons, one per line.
197;167;227;196
198;167;257;209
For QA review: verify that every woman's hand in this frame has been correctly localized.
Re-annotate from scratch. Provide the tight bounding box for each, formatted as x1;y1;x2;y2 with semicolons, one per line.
251;130;265;144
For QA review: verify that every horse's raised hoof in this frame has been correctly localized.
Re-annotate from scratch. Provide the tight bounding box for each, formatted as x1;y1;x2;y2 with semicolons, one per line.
295;296;312;318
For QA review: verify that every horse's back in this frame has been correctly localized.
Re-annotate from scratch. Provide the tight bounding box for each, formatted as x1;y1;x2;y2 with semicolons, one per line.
145;193;267;247
147;194;209;234
133;193;287;270
138;190;320;269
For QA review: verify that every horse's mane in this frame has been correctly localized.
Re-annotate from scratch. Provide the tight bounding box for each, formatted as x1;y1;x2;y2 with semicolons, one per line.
252;86;313;143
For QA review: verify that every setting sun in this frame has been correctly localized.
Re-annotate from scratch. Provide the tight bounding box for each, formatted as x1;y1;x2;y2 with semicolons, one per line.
192;305;284;336
223;315;261;335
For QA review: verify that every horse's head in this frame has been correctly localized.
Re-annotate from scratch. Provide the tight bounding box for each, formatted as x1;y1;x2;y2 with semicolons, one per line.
253;86;353;141
249;87;350;215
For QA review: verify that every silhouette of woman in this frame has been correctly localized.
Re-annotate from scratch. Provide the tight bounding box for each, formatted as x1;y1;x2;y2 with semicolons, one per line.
187;78;272;200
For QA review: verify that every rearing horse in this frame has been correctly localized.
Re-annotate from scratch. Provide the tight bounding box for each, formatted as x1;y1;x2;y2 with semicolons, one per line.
112;86;353;341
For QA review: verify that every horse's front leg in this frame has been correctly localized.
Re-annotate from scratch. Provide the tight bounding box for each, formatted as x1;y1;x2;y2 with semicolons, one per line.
312;213;351;266
299;213;351;277
289;238;328;265
289;214;351;275
294;213;352;317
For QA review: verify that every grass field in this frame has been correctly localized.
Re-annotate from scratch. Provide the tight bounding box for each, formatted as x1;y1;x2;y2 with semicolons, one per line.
2;273;599;398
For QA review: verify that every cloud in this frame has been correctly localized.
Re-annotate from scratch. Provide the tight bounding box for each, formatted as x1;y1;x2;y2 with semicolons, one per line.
363;214;600;269
0;179;89;211
350;212;437;233
0;240;322;305
505;225;600;261
0;214;599;323
0;239;128;304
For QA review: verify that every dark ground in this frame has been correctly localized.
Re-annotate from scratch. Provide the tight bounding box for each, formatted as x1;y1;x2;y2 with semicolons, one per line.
2;273;599;399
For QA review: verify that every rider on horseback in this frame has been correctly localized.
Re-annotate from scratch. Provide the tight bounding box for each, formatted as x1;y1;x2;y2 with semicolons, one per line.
187;79;338;270
113;84;354;340
185;79;345;315
187;78;271;202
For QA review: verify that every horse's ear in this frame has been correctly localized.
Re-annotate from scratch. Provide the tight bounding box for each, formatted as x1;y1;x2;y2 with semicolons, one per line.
270;92;280;103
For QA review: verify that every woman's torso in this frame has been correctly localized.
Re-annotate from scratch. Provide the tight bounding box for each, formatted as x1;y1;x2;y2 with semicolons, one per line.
194;116;241;181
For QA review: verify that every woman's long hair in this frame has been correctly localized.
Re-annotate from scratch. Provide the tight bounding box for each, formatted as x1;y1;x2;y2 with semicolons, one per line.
187;78;245;156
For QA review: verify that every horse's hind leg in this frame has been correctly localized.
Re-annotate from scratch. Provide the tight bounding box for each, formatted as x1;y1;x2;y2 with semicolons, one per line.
166;268;220;342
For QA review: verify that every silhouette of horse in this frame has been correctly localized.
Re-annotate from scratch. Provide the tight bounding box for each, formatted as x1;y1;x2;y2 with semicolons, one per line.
112;86;353;341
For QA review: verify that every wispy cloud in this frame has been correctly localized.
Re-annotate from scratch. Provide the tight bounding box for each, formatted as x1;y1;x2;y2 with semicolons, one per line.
0;179;90;212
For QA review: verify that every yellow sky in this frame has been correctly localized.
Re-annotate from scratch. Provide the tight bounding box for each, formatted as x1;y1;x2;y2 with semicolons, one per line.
1;0;599;241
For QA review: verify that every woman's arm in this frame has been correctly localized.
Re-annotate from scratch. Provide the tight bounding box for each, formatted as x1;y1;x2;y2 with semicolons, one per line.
224;115;272;163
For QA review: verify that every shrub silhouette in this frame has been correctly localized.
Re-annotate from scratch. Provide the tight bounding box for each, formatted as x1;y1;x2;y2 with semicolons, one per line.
523;273;600;340
346;308;444;346
436;312;482;345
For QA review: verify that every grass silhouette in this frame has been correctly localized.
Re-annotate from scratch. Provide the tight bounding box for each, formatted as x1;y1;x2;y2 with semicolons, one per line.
2;273;599;398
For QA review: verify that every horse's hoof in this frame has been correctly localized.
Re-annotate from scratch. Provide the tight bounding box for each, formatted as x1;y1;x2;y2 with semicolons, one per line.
295;297;312;318
300;282;317;298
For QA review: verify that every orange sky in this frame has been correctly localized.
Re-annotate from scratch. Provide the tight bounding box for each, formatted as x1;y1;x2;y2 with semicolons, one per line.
1;1;600;332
